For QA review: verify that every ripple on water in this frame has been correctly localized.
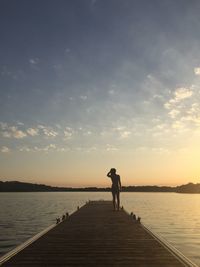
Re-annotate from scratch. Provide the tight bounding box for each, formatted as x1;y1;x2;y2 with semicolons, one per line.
0;192;200;266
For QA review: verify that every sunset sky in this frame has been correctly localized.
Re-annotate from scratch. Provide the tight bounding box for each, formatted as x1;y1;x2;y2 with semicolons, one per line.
1;0;200;187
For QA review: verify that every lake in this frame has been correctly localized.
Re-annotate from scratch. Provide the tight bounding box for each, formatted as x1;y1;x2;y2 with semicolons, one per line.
0;192;200;266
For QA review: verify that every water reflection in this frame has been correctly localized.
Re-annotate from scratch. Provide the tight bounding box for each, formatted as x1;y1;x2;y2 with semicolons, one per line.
0;192;200;265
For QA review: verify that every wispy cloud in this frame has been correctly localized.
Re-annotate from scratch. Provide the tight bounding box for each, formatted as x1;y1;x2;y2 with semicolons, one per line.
65;48;71;54
164;87;193;110
80;95;88;101
1;146;10;153
163;81;200;133
174;88;193;102
17;121;25;126
19;146;32;152
0;122;59;139
0;124;27;139
90;0;97;7
29;58;39;65
112;126;132;139
0;66;12;77
171;120;186;130
27;128;39;136
168;109;180;119
119;131;131;139
2;131;12;138
64;127;74;140
0;122;8;130
151;147;170;155
29;58;40;70
194;67;200;75
11;127;27;139
105;144;118;152
180;102;200;126
19;144;69;153
108;89;115;95
38;125;58;138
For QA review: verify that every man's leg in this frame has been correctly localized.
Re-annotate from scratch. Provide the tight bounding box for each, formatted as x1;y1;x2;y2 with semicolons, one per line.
112;191;116;210
116;191;120;210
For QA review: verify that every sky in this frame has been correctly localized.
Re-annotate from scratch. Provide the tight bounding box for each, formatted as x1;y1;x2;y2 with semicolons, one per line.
1;0;200;187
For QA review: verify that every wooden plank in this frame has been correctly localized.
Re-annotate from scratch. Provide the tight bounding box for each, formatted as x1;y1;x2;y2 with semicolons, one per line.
0;201;194;266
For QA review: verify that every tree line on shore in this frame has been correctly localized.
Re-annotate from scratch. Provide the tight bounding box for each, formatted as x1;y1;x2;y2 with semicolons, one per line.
0;181;200;193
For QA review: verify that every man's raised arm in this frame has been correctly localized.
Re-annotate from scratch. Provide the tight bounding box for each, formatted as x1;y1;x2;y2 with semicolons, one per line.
107;171;111;178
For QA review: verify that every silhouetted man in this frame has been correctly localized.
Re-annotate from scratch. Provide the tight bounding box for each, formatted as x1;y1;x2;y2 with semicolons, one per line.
107;168;122;210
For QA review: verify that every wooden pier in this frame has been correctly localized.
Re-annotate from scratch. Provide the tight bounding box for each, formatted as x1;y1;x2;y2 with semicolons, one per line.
0;201;197;266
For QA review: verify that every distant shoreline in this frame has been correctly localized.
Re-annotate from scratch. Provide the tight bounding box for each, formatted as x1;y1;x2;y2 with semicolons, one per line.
1;181;200;193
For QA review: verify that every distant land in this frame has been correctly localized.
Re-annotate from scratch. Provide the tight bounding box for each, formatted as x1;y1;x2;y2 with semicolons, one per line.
0;181;200;193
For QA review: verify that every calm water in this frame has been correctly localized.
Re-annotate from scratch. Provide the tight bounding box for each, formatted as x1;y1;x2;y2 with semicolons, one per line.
0;192;200;265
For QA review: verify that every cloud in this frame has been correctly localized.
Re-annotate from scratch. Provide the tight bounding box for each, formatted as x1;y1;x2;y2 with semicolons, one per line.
0;122;60;139
174;88;193;101
105;144;118;152
151;123;170;137
80;95;88;101
172;121;186;130
164;102;172;109
19;146;32;152
162;82;200;132
83;130;92;136
86;146;97;152
38;125;58;138
0;123;27;139
168;109;180;119
29;58;39;65
108;89;115;95
153;94;164;99
91;0;97;7
10;126;27;139
164;86;194;119
17;121;24;126
1;146;10;153
2;131;12;138
112;126;132;139
194;67;200;75
187;103;200;115
27;128;39;136
0;66;12;77
19;144;69;153
0;122;8;130
49;144;56;149
2;126;27;139
164;87;193;110
119;131;131;139
29;58;40;70
65;48;71;54
64;127;74;140
151;147;170;155
179;102;200;126
32;144;57;152
0;123;11;137
43;129;58;137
